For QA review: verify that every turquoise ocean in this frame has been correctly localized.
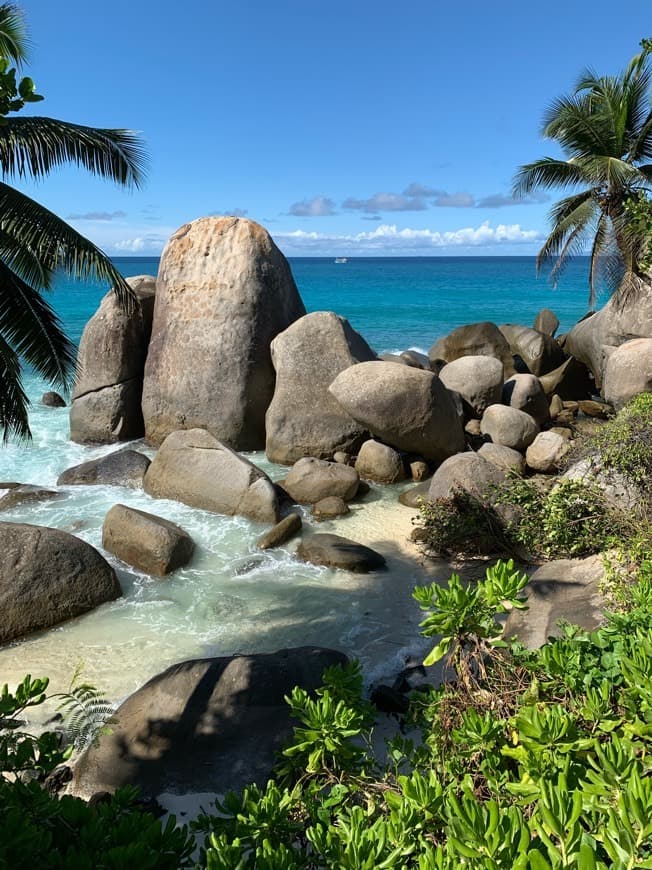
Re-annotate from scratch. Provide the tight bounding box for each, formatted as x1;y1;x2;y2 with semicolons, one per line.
0;256;599;706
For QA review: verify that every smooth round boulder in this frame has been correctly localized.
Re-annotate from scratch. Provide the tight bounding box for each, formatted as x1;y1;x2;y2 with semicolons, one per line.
143;428;279;523
477;442;526;474
328;361;464;462
312;496;350;520
142;217;306;449
438;355;504;417
57;449;151;488
480;404;539;451
503;374;550;426
428;452;507;501
41;391;66;408
0;522;121;643
428;321;514;375
602;338;652;410
256;512;302;550
266;311;376;464
71;647;347;798
525;432;570;473
354;440;405;484
70;275;156;444
297;534;386;572
283;457;359;504
102;504;194;575
499;324;566;377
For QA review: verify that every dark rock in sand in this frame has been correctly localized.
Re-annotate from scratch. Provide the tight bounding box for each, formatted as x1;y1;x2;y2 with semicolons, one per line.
297;533;386;572
371;685;410;715
0;522;121;644
311;496;350;520
71;647;348;798
102;504;195;575
41;391;66;408
57;448;151;488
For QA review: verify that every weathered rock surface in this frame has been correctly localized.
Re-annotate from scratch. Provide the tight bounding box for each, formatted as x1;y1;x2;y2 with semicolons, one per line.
602;338;652;410
41;391;66;408
503;374;550;426
312;496;350;520
499;324;566;376
565;281;652;386
265;312;375;464
0;484;61;511
534;308;560;337
563;458;645;512
503;556;606;648
399;350;431;369
282;457;359;504
102;504;194;575
477;442;526;474
142;217;306;449
354;440;405;484
70;275;156;444
525;432;570;473
480;404;540;451
409;459;430;481
329;361;464;462
0;522;121;643
438;355;504;417
256;513;302;550
428;452;507;501
57;449;151;488
297;534;386;572
428;321;514;375
71;647;347;798
143;429;279;523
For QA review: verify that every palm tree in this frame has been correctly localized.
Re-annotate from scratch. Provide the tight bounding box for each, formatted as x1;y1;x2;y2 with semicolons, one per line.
0;3;146;440
513;43;652;311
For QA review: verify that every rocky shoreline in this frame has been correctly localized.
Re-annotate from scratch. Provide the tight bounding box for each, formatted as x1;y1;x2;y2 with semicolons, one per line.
1;214;651;800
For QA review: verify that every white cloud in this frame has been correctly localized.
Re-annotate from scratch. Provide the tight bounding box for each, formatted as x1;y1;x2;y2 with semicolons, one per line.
274;221;543;255
288;196;337;217
343;192;427;212
112;235;167;254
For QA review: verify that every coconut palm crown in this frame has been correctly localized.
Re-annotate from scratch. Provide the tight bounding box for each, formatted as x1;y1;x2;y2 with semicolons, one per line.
513;42;652;310
0;3;146;440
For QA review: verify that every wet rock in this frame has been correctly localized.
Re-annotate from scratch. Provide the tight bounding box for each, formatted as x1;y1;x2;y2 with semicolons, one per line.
256;512;302;550
57;448;151;488
297;534;386;573
41;391;66;408
102;504;195;575
0;484;61;511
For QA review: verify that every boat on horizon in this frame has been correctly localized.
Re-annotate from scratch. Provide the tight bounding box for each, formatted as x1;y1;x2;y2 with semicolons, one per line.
334;257;348;263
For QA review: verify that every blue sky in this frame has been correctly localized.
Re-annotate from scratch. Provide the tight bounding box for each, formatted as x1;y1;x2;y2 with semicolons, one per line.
15;0;652;256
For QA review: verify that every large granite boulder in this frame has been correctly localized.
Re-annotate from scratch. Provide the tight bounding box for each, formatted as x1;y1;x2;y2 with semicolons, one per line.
0;523;121;643
438;355;504;417
480;404;539;451
354;440;405;484
427;452;507;501
282;457;359;504
265;312;376;464
71;647;347;798
297;534;386;572
57;448;151;488
328;361;464;462
142;217;306;449
503;374;550;426
102;504;194;575
602;338;652;410
143;429;279;523
564;282;652;387
428;321;514;375
503;556;606;648
70;275;156;444
499;324;566;376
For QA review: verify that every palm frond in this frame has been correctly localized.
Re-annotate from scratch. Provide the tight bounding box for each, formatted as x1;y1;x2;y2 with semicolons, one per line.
0;3;28;67
0;182;137;310
0;333;30;441
587;213;619;310
0;258;76;387
543;94;618;157
512;158;587;198
537;195;597;282
0;117;147;188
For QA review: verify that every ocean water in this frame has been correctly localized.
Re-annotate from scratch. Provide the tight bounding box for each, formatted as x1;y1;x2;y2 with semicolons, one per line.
0;256;599;707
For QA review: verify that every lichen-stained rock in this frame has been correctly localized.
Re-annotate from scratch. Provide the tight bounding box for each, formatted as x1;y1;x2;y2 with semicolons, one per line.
0;522;121;643
141;217;306;449
102;504;194;575
428;321;514;375
143;428;279;523
70;275;156;444
328;361;465;462
266;311;375;464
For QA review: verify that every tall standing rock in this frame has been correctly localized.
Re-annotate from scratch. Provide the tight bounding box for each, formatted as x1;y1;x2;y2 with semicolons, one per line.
70;275;156;444
266;311;376;464
141;217;306;449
